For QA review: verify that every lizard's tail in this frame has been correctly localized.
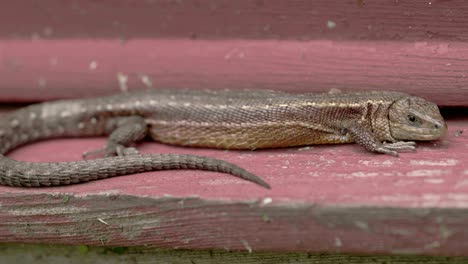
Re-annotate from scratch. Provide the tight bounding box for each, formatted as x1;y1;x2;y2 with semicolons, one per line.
0;154;271;189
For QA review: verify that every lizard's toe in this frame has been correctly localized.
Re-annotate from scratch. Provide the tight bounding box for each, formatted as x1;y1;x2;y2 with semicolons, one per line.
376;147;399;157
383;141;417;151
82;147;106;160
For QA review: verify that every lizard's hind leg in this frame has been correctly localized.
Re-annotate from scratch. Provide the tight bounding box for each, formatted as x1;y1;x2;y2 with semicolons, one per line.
83;116;148;159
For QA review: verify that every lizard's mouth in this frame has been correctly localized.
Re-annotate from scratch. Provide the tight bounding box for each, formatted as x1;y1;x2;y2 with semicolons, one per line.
391;123;447;141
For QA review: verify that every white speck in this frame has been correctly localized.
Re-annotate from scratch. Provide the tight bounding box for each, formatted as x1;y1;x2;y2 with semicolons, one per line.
354;221;369;231
139;74;153;88
0;130;4;136
90;117;97;124
49;57;58;66
424;179;445;184
38;77;47;88
224;48;238;59
334;237;342;247
261;197;272;205
327;20;336;29
96;105;102;111
333;171;379;178
29;112;37;119
43;26;54;37
97;218;109;225
241;240;252;253
106;105;113;110
410;159;459;166
424;241;440;249
439;224;454;240
359;159;394;166
406;170;446;177
117;72;128;92
149;100;157;105
78;122;85;129
89;60;98;70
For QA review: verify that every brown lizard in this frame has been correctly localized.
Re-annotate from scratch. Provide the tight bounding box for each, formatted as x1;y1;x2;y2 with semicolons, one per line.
0;89;447;188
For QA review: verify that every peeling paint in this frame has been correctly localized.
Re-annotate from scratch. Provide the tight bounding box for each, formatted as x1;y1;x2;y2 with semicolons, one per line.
410;159;459;166
406;170;447;177
424;178;445;184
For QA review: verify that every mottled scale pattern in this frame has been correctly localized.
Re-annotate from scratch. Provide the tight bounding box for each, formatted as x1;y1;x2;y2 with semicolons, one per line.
0;88;445;188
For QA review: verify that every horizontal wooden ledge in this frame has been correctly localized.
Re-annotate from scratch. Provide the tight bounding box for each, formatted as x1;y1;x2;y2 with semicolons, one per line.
0;118;467;255
1;194;468;256
1;0;467;41
1;119;467;208
0;39;467;106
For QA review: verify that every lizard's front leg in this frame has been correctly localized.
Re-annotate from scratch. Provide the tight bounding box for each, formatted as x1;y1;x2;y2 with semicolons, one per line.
346;123;416;156
83;116;148;158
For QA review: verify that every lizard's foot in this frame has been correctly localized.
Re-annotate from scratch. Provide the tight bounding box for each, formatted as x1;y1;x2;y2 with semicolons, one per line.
375;141;416;157
82;144;140;159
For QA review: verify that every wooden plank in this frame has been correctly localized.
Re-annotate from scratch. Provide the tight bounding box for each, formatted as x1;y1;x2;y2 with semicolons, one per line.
1;0;467;41
1;244;468;264
1;0;468;104
0;117;467;256
0;39;467;105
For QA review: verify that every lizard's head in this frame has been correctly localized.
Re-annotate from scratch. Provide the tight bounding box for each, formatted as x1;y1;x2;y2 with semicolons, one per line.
388;96;447;141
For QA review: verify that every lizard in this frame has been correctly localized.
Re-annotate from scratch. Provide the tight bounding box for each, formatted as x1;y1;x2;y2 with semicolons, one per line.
0;89;447;188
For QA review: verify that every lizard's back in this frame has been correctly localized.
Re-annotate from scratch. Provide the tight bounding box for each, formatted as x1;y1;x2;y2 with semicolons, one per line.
139;89;406;149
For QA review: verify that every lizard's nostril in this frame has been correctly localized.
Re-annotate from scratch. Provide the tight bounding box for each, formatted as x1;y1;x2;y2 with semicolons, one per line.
434;124;440;129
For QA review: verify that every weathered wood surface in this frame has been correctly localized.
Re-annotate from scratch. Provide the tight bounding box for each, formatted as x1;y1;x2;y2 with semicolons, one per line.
1;40;467;106
1;0;467;40
0;0;468;104
2;244;468;264
0;116;467;256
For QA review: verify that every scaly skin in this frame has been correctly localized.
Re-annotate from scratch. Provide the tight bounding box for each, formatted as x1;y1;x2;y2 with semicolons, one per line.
0;89;447;188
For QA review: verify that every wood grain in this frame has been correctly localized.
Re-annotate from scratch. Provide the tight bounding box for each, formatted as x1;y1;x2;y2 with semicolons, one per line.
2;244;468;264
1;0;468;104
1;40;467;105
1;0;467;41
0;118;467;256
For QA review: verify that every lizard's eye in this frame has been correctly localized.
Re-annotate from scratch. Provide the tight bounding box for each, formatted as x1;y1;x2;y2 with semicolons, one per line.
407;114;416;123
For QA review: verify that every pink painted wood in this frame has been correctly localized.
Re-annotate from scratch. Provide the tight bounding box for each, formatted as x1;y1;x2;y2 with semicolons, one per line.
1;0;468;257
0;117;467;256
0;0;468;105
1;40;467;106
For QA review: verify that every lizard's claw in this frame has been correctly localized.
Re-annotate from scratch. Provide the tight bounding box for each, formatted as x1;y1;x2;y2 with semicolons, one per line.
375;147;399;157
82;147;106;160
